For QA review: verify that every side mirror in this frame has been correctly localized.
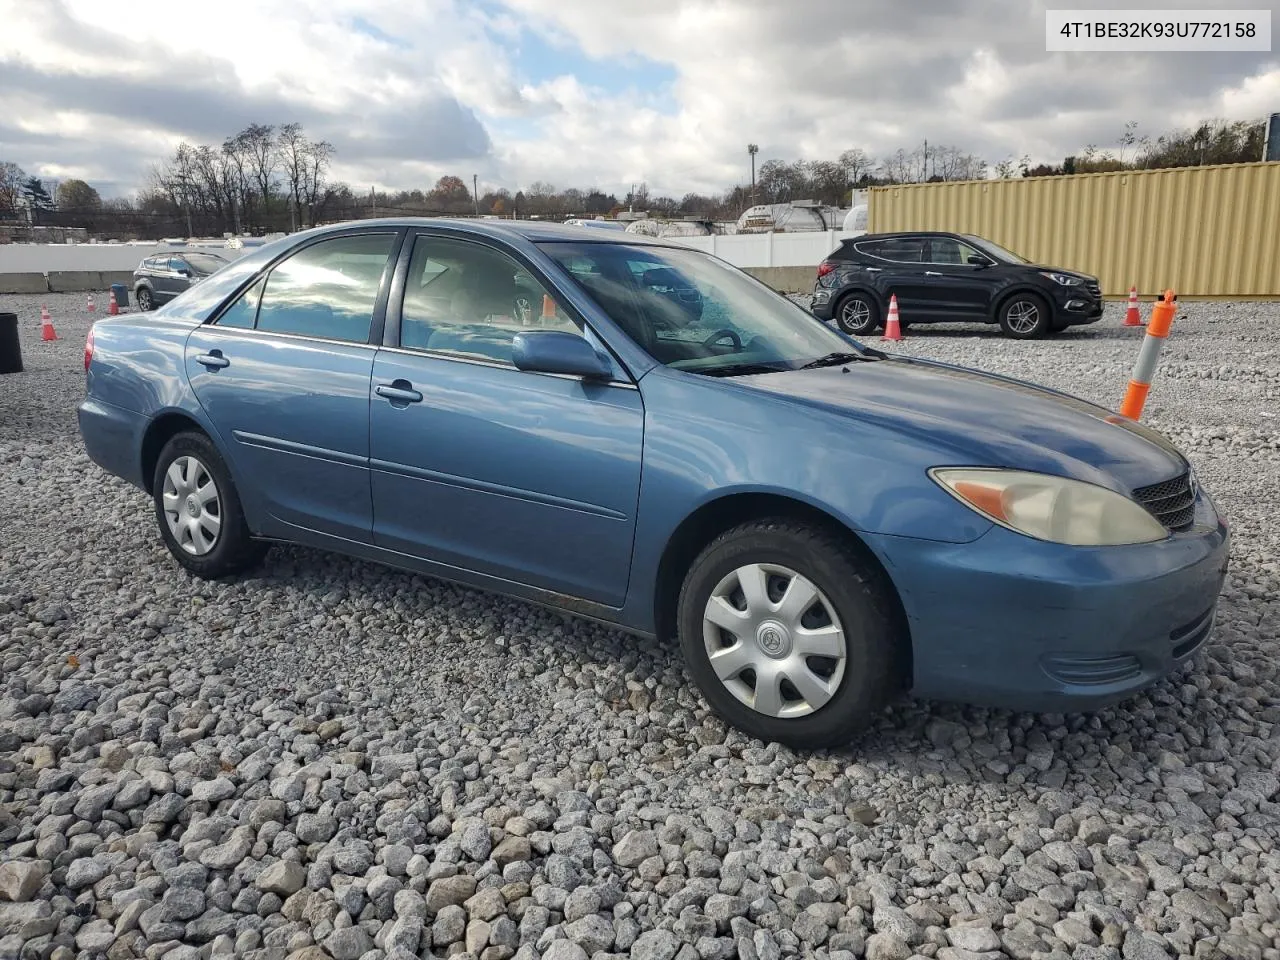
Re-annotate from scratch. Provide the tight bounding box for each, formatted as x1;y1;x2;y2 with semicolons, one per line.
512;330;614;380
967;255;993;267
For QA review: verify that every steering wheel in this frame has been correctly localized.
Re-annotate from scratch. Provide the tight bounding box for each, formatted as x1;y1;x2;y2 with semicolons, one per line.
702;328;742;350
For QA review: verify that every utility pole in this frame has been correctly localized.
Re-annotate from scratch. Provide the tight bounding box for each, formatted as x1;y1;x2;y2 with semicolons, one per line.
473;174;480;216
747;144;758;207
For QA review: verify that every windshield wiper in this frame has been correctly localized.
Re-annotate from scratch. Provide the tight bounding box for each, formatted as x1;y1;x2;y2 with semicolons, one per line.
798;350;880;369
700;362;792;378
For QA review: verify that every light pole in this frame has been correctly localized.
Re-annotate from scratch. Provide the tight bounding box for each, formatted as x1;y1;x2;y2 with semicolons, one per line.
473;174;480;217
747;144;758;207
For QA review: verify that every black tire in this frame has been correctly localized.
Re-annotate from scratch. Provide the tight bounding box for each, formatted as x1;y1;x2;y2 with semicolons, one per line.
834;292;881;336
136;287;154;311
997;293;1051;339
152;431;267;579
676;519;904;748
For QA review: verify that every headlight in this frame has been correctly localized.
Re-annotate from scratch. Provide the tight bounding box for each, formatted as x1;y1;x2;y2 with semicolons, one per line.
1040;272;1082;286
929;468;1168;545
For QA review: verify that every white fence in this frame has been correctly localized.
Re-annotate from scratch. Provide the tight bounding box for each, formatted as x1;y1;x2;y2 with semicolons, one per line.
0;243;250;274
0;229;859;276
660;230;859;268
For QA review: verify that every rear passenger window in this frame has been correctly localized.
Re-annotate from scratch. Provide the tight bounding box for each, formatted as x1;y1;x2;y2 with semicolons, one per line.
215;277;265;329
860;241;921;264
255;234;396;342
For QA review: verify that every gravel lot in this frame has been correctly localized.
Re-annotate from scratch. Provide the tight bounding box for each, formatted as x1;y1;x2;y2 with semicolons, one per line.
2;291;1279;960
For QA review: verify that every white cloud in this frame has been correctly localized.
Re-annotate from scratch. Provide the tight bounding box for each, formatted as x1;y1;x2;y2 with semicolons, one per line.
0;0;1276;199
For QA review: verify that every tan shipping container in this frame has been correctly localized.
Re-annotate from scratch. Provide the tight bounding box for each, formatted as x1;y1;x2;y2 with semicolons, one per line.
867;162;1280;299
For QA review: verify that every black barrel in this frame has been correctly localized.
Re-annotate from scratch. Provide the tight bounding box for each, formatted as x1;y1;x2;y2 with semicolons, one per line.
0;312;22;375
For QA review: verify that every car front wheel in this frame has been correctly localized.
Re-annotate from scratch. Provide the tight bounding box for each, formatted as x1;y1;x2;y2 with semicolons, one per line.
676;519;903;748
152;431;267;579
835;293;880;336
998;294;1051;339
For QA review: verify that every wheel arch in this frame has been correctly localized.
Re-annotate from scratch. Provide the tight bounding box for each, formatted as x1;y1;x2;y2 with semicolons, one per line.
140;412;212;494
834;285;883;313
652;491;912;676
991;285;1050;323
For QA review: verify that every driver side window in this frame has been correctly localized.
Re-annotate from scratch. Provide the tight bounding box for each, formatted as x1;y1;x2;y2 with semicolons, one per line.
398;235;583;365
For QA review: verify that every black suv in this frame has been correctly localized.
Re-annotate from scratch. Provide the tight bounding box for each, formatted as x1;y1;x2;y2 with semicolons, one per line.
133;251;229;311
810;231;1103;339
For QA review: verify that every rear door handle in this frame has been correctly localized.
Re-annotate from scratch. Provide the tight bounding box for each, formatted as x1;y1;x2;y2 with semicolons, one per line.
924;271;943;276
195;352;229;369
864;267;882;272
376;382;423;404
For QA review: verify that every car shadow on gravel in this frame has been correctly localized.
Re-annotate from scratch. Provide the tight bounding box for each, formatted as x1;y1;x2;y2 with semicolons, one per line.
884;324;1141;342
246;539;1230;791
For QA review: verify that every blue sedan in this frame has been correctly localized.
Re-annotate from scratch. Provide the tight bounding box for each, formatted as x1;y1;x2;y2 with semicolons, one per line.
77;218;1230;747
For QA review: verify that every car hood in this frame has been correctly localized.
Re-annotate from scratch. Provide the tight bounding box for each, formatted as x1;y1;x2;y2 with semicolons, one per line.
731;355;1187;492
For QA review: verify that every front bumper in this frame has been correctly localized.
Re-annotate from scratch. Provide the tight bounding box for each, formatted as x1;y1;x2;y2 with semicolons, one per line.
866;486;1230;713
1050;287;1104;326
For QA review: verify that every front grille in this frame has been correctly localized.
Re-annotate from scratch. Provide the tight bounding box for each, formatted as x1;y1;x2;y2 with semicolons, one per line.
1133;471;1196;532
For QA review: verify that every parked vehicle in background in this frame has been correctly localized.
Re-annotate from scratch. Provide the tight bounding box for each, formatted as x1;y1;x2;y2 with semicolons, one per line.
134;252;229;311
810;231;1104;339
80;218;1227;748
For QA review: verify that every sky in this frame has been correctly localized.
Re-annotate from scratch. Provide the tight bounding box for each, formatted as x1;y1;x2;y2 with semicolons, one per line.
1;0;1277;201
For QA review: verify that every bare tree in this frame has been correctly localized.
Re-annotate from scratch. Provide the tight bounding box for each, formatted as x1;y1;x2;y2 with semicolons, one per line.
302;139;335;225
221;134;253;232
235;123;277;216
276;123;310;230
0;161;26;216
838;149;873;189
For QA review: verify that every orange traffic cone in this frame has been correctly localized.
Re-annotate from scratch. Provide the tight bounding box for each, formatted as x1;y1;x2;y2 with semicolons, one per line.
86;293;95;313
108;289;119;315
1123;286;1143;326
541;294;556;321
882;294;903;341
41;305;58;341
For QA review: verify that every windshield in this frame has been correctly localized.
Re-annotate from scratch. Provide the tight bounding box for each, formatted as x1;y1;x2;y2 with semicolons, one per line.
185;252;230;273
537;241;869;375
963;235;1030;264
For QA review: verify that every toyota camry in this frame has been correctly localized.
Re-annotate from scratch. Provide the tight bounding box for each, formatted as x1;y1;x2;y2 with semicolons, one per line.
77;218;1230;747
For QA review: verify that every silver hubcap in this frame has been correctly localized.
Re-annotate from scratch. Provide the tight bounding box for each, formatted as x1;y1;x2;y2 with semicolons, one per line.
162;456;221;556
702;563;847;719
840;299;871;329
1006;300;1040;334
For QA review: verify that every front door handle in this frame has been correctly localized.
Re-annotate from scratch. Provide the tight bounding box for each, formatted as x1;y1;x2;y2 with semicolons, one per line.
195;351;230;369
924;271;943;277
376;381;423;404
864;267;882;272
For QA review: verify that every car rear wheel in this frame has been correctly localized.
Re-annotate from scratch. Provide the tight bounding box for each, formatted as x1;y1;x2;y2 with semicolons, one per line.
136;287;154;311
998;294;1051;339
835;293;880;336
676;519;903;748
152;431;266;579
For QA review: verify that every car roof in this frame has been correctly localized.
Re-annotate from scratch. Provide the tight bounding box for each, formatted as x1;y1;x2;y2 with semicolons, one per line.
848;231;963;241
291;216;675;247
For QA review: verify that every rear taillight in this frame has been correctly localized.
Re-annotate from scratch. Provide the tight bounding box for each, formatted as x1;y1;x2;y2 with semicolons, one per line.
817;260;835;278
84;325;95;372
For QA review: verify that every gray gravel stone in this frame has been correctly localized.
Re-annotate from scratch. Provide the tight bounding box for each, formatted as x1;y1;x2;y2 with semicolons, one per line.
633;929;681;960
256;861;307;897
0;861;49;902
3;294;1280;960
